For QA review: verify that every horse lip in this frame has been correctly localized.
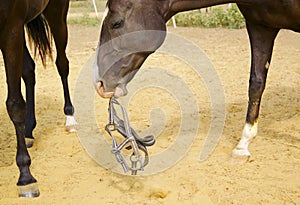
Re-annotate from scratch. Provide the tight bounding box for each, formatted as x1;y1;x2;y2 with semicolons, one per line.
114;85;128;98
96;82;114;98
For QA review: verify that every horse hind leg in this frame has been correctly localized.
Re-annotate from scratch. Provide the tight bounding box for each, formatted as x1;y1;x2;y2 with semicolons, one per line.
43;1;77;132
230;23;279;164
22;44;36;148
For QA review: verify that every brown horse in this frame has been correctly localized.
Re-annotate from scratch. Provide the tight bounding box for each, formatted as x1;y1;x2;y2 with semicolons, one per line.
0;0;76;197
94;0;300;163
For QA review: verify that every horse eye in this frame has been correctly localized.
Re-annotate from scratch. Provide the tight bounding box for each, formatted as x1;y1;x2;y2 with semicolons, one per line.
111;20;124;29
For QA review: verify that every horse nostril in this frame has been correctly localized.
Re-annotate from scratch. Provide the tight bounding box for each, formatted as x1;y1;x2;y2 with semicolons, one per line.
96;81;114;98
99;81;107;90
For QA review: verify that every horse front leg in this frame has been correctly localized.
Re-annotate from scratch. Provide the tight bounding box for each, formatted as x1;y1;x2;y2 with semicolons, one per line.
230;22;279;164
43;0;77;132
2;29;39;197
22;44;36;148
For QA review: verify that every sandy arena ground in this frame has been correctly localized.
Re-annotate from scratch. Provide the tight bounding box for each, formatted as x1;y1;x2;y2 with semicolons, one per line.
0;25;299;204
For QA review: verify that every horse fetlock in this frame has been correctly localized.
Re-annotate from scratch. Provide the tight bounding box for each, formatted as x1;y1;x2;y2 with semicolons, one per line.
64;105;74;116
16;153;32;168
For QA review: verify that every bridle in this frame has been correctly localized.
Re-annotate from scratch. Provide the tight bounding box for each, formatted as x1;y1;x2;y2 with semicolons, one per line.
105;96;155;175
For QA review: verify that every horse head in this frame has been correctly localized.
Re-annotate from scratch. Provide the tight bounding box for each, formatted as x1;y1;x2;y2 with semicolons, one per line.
94;0;170;98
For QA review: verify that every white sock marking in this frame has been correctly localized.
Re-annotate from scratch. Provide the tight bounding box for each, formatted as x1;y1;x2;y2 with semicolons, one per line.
66;115;78;132
233;122;258;156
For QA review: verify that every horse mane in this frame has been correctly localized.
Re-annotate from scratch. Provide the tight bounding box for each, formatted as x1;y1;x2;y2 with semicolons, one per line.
26;14;53;67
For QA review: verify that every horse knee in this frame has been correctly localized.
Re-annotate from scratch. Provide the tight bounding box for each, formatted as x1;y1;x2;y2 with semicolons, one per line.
6;98;26;124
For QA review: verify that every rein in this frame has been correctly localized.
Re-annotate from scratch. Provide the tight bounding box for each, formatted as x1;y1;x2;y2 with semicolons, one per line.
105;97;155;175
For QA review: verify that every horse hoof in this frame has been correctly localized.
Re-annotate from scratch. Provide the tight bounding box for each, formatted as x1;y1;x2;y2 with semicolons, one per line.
66;125;78;132
18;183;40;198
66;115;78;132
229;153;250;165
25;138;34;148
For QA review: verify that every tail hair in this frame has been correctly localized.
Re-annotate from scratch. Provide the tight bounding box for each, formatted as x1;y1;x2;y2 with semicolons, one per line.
26;14;52;66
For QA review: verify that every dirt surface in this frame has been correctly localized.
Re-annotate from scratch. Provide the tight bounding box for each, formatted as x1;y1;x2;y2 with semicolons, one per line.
0;25;299;205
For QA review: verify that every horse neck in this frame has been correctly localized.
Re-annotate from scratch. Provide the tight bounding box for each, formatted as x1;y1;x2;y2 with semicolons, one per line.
164;0;251;20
